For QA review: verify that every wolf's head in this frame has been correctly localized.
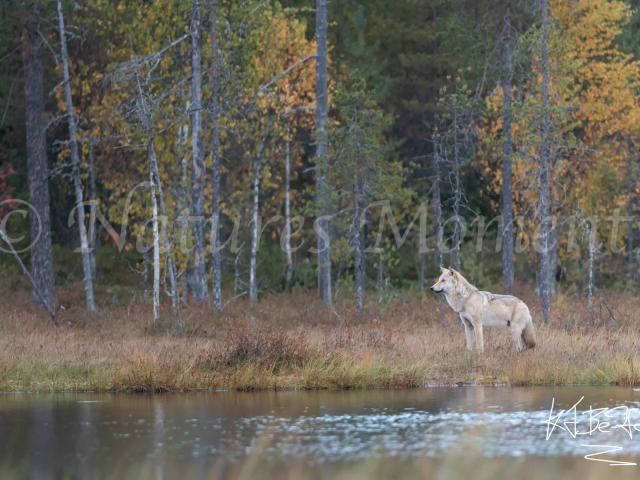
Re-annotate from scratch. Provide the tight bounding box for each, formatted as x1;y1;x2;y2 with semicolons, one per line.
430;267;459;294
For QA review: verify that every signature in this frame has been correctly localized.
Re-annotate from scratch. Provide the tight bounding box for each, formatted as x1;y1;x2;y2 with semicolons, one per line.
542;396;638;466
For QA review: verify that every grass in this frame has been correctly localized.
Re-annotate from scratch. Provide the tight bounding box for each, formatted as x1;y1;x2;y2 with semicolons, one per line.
2;281;640;392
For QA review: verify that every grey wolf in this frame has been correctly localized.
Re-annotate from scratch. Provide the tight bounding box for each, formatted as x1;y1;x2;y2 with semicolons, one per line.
430;267;536;351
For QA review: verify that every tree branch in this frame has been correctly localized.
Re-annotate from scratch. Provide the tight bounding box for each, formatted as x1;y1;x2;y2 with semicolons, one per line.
258;54;317;94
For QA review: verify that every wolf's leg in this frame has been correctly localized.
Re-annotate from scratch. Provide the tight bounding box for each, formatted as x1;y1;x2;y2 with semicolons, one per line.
461;317;474;351
471;315;484;352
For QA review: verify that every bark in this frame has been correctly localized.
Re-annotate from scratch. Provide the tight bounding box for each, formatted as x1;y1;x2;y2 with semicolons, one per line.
0;228;58;326
149;148;160;328
150;142;182;330
249;163;261;302
539;0;551;323
143;244;149;304
210;0;222;310
628;195;634;281
547;215;559;297
248;127;270;303
284;122;293;291
234;248;241;299
452;110;461;272
57;0;96;312
315;0;332;305
88;138;99;281
22;7;56;309
587;222;594;312
432;134;445;325
354;173;363;317
190;0;208;307
132;53;182;329
419;252;425;293
627;137;635;281
500;0;514;295
378;253;384;305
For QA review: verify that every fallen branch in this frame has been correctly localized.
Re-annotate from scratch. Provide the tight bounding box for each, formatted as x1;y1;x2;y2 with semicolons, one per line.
0;228;59;327
600;296;619;327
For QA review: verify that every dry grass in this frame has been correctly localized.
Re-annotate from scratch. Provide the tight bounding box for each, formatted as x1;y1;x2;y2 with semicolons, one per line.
1;285;640;392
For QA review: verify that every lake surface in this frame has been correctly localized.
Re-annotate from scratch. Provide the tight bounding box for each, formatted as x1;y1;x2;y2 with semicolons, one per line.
2;386;640;478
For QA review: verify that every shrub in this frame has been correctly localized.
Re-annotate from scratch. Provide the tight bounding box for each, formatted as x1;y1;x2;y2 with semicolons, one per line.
215;320;311;371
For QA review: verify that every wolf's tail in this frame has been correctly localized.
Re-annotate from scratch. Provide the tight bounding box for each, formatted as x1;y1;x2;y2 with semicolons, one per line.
522;316;536;348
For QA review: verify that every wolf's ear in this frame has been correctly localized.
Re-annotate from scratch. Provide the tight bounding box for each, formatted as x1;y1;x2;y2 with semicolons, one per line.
449;267;458;276
440;266;447;274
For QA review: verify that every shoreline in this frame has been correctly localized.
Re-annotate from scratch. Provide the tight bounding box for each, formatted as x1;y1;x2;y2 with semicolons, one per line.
0;383;634;394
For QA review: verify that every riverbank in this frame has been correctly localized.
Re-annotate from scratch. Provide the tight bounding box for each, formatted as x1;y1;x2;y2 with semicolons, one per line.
1;289;640;392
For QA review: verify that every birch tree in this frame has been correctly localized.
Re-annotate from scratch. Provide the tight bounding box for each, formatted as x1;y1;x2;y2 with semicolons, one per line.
109;29;188;329
88;137;99;281
248;124;273;302
626;137;636;281
575;204;599;315
432;132;445;325
500;0;515;295
209;0;222;310
134;80;183;330
57;0;95;312
436;81;476;274
148;142;161;326
539;0;551;324
326;73;406;317
190;0;208;307
315;0;332;305
284;121;293;291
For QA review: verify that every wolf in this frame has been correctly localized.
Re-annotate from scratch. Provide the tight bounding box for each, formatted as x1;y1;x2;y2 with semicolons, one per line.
430;267;536;352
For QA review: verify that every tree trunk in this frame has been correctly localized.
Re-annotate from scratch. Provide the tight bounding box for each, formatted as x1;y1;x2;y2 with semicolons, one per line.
132;54;182;329
149;146;160;328
547;215;559;296
539;0;551;324
190;0;207;307
143;243;149;304
354;175;363;317
284;122;293;291
88;138;99;281
249;163;261;302
452;109;461;272
150;141;182;331
433;133;445;325
627;137;635;281
22;7;57;309
315;0;332;306
57;0;96;312
628;195;634;281
419;251;425;293
587;222;594;313
378;253;384;305
210;0;222;310
501;0;515;295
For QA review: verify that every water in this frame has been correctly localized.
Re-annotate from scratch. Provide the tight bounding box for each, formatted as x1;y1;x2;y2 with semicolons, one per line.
2;386;640;478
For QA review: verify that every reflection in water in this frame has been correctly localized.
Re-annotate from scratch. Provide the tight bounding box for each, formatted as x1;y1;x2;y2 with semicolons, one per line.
1;386;640;477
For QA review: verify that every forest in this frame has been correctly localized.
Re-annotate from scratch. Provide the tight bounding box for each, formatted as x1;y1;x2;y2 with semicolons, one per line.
2;0;640;392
